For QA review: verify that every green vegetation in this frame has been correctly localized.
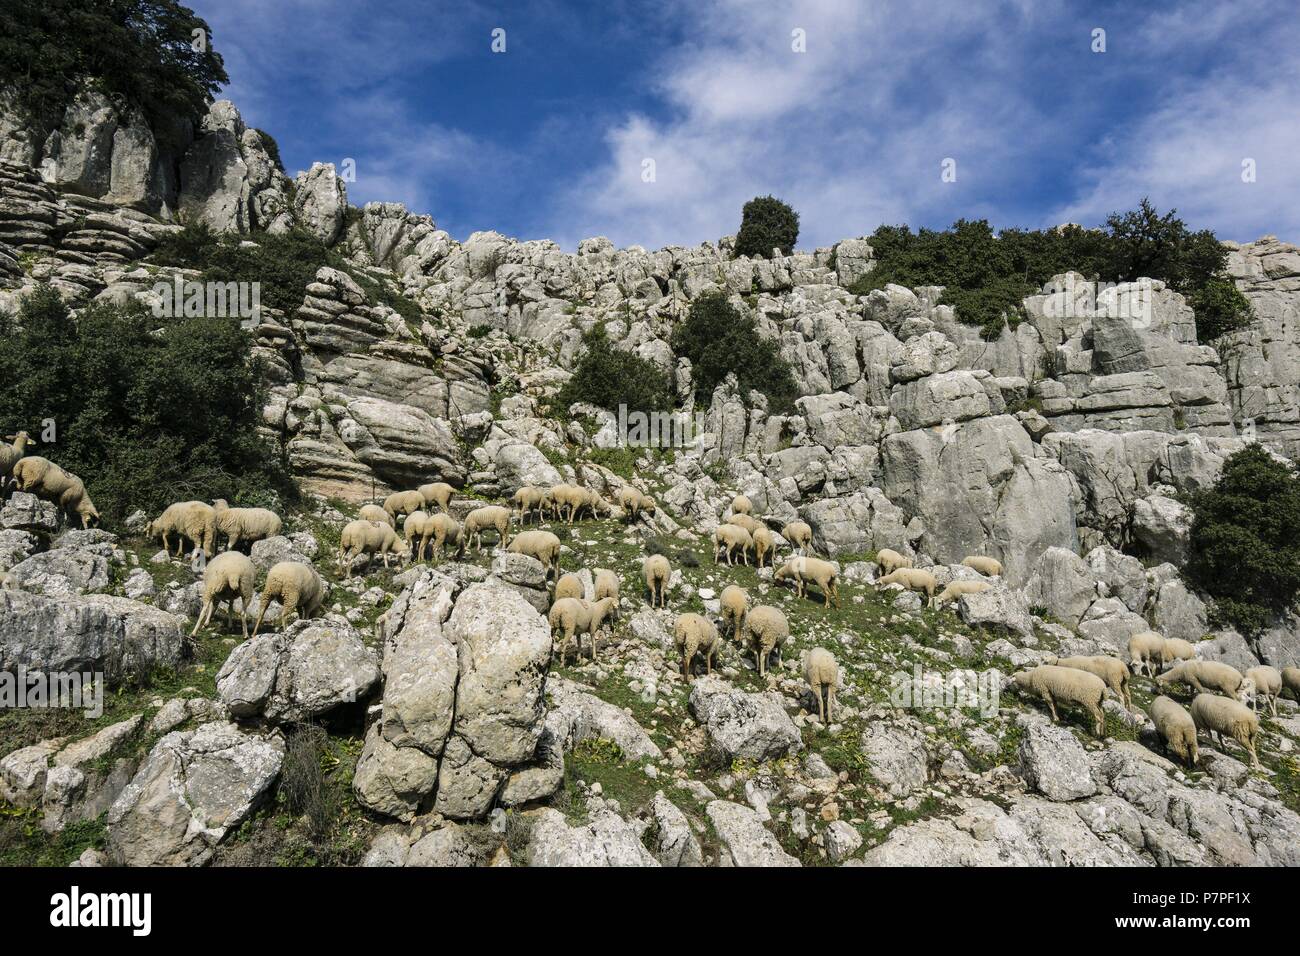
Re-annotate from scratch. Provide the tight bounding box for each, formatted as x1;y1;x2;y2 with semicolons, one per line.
671;291;799;412
0;285;290;523
553;326;674;415
734;195;800;259
0;0;227;145
1186;444;1300;635
850;200;1251;341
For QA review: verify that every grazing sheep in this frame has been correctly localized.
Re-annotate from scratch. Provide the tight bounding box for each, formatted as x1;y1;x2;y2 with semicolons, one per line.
752;526;775;569
211;499;282;552
877;567;937;605
934;579;990;608
338;519;405;578
713;523;753;566
427;512;466;561
1009;665;1108;736
0;431;35;494
418;481;455;513
593;568;620;618
781;520;813;555
1283;666;1300;703
1156;659;1245;699
1045;654;1132;710
507;529;562;581
673;612;720;682
744;605;789;678
359;504;394;527
875;548;913;575
463;505;512;551
383;489;425;522
146;500;216;558
774;556;840;608
513;486;546;524
1161;637;1198;667
803;647;839;723
11;457;100;527
554;572;584;602
549;597;618;665
549;484;593;524
1190;693;1261;769
1149;695;1199;767
960;555;1002;577
642;554;671;608
1127;631;1167;678
1244;665;1283;716
640;495;657;518
252;561;325;636
402;511;436;561
719;584;748;640
725;513;762;536
730;494;752;516
192;551;256;638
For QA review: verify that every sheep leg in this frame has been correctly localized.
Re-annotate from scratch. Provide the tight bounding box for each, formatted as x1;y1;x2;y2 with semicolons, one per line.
827;686;836;722
191;601;210;637
253;599;270;638
1041;691;1059;723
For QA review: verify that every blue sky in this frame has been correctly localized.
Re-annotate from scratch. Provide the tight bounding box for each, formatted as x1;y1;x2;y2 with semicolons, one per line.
190;0;1300;251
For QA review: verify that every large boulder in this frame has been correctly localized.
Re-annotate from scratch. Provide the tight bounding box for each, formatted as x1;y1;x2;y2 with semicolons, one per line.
526;806;660;867
1021;547;1095;625
687;677;802;763
706;800;800;867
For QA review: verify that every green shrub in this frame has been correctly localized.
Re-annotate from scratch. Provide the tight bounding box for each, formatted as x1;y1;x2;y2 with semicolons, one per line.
1186;445;1300;635
1187;275;1252;342
671;292;798;411
0;285;291;523
553;327;674;415
734;195;799;259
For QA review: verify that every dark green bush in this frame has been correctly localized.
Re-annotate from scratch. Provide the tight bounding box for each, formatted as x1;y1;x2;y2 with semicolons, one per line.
1185;445;1300;635
1186;275;1253;342
554;327;674;415
671;292;798;411
0;285;291;523
734;196;800;259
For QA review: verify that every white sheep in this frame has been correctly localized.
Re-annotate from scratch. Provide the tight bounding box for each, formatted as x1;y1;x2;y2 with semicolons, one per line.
507;529;562;581
550;484;596;524
934;579;990;608
1161;637;1198;667
725;513;762;536
549;596;618;664
593;567;620;616
744;605;789;678
803;647;839;723
192;550;255;638
512;486;546;524
642;553;671;608
418;481;455;513
1045;654;1132;710
673;612;719;682
1155;659;1244;699
211;499;282;552
402;510;435;561
359;503;394;527
12;457;100;528
338;519;405;577
781;520;813;555
1127;631;1166;678
875;548;913;575
463;505;512;551
383;489;425;522
960;555;1002;577
146;500;216;558
0;431;35;494
730;494;752;516
877;567;936;605
1149;695;1199;768
252;561;325;636
554;572;584;603
1283;666;1300;703
752;526;775;569
1009;665;1108;736
428;512;466;561
1190;693;1261;769
713;523;753;566
719;584;748;640
774;556;841;608
1244;665;1282;716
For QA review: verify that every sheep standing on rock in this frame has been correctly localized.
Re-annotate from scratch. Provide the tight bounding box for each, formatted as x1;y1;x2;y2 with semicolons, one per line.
508;529;562;581
781;521;813;556
192;551;256;638
418;481;455;513
383;490;425;523
673;612;719;682
1127;631;1167;678
934;579;990;608
211;499;282;552
803;648;839;723
775;556;840;608
642;554;671;608
1009;665;1108;736
752;526;775;569
338;519;405;578
877;568;936;606
730;494;752;516
1283;667;1300;703
719;584;748;640
12;457;100;528
875;548;912;576
1155;659;1245;699
1045;654;1132;710
253;561;325;636
1244;665;1283;716
960;555;1002;577
359;504;394;527
146;501;216;558
1149;696;1199;767
744;605;789;678
463;505;512;551
512;486;546;524
549;596;618;664
593;568;620;617
0;431;35;494
1190;693;1261;769
713;523;753;566
554;573;584;602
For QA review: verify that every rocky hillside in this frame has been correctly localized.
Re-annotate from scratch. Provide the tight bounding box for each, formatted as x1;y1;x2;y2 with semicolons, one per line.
1;90;1299;867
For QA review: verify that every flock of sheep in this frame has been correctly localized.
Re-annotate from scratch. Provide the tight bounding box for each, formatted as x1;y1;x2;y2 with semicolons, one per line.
5;429;1300;765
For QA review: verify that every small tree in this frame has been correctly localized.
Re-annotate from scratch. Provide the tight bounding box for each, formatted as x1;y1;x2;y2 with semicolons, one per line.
734;196;799;259
554;327;674;415
671;292;798;411
1185;445;1300;635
